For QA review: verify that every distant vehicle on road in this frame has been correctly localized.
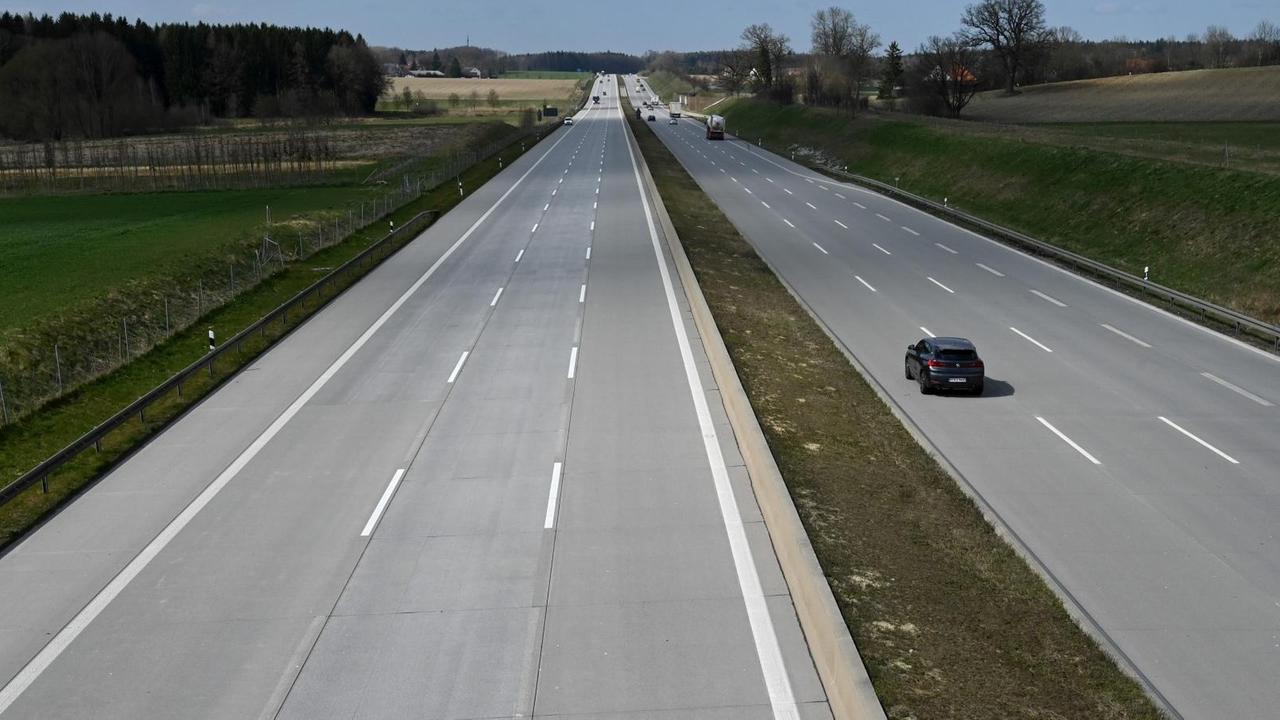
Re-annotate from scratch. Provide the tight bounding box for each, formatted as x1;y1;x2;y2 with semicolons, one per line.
563;117;574;125
668;118;678;125
706;114;725;140
670;101;682;118
905;337;985;395
647;114;656;121
592;95;600;103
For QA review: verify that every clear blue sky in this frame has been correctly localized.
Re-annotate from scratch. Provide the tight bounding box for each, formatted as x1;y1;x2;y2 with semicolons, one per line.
11;0;1276;54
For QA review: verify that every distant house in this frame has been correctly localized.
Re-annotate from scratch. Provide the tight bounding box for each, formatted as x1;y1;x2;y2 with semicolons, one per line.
409;69;446;78
462;67;483;78
382;63;407;77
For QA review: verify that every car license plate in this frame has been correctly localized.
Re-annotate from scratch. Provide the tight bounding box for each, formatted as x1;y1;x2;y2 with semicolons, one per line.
948;378;967;383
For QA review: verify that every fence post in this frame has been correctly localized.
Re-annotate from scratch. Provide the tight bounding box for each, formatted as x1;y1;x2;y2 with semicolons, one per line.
0;377;9;424
121;318;128;360
54;343;63;393
164;296;171;334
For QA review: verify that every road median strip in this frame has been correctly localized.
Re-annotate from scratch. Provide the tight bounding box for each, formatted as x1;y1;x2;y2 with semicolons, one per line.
624;95;1162;720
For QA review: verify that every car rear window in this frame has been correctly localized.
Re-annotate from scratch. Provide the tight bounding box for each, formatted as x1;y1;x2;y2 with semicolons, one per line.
938;349;977;361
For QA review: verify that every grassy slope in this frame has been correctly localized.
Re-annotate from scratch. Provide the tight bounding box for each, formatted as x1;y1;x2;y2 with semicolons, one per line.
722;98;1280;324
641;70;695;103
1039;121;1280;150
0;126;549;548
625;97;1161;720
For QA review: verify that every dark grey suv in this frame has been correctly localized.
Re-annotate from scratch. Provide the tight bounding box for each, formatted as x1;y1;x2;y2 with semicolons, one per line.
905;337;984;395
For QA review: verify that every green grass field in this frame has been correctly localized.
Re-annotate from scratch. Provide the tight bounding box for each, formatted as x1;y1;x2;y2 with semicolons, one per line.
641;70;696;103
721;98;1280;324
502;70;593;80
1038;121;1280;150
0;186;378;334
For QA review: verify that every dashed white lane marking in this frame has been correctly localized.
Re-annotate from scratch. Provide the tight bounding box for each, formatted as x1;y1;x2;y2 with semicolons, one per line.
834;192;846;199
543;203;549;211
812;242;829;255
585;246;592;259
766;178;774;183
515;249;525;263
745;187;753;194
783;188;793;195
761;201;771;209
731;176;738;183
872;243;892;255
818;185;829;191
720;168;726;173
975;263;1005;277
567;346;579;379
875;213;892;222
531;223;539;233
934;242;957;254
920;326;936;338
783;219;796;228
1036;417;1102;465
590;220;595;231
447;350;470;384
544;462;563;529
360;468;406;537
834;219;848;229
1158;417;1239;464
1100;323;1151;348
1200;372;1273;406
579;284;586;303
900;226;920;237
552;188;557;196
593;201;597;209
752;168;759;174
927;277;955;294
805;202;817;210
1030;289;1068;307
853;202;866;209
489;287;504;307
855;275;877;292
1010;326;1053;353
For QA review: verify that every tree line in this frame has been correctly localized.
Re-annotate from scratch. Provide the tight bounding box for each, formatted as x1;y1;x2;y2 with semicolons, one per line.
375;45;646;77
678;1;1280;118
0;12;386;141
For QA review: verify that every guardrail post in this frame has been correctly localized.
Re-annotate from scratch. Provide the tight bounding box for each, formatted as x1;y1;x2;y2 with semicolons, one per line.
54;343;63;394
0;377;9;424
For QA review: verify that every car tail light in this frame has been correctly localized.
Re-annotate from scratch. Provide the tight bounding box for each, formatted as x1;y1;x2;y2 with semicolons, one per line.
964;360;984;368
927;360;945;368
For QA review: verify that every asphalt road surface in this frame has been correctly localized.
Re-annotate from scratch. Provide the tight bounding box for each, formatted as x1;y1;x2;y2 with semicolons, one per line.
627;75;1280;719
0;76;831;719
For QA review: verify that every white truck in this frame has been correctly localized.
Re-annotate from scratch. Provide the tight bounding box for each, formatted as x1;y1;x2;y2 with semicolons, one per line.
706;114;725;140
669;101;682;118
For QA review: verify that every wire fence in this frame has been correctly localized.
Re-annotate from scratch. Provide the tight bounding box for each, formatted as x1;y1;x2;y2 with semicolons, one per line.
0;122;554;426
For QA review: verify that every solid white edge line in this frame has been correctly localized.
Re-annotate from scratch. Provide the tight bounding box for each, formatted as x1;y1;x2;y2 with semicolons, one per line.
1200;372;1272;406
1158;416;1239;464
1100;323;1151;348
1010;326;1053;353
567;345;579;379
1036;416;1102;464
360;468;406;537
0;118;580;714
834;219;848;229
543;462;563;528
812;242;829;255
920;326;935;338
927;277;955;294
975;263;1005;277
447;350;469;384
490;287;504;307
1030;289;1067;307
621;103;799;717
855;275;877;292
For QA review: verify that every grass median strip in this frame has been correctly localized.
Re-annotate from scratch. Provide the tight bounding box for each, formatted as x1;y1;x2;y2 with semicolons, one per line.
0;128;551;550
625;101;1162;719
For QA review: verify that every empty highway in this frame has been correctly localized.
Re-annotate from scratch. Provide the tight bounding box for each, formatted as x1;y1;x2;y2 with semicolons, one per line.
0;76;831;719
629;75;1280;719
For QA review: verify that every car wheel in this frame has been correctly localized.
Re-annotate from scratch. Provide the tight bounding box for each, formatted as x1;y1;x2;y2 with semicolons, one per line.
918;373;930;394
904;360;913;380
972;382;984;396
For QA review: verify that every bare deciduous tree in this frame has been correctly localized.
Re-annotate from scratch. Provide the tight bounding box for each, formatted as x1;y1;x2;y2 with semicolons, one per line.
1253;20;1280;65
741;23;791;92
911;34;980;117
810;7;879;114
1203;25;1235;68
718;49;753;95
961;0;1048;95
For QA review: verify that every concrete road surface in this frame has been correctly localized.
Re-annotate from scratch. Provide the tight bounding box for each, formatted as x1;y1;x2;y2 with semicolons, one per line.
628;75;1280;719
0;76;830;719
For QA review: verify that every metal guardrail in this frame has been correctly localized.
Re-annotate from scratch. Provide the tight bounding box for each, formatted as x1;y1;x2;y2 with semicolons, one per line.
0;209;437;507
756;144;1280;351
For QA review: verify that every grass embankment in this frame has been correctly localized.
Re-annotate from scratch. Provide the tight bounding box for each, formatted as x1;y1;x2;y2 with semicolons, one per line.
721;98;1280;324
0;126;554;549
641;70;695;102
625;98;1162;718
